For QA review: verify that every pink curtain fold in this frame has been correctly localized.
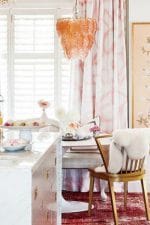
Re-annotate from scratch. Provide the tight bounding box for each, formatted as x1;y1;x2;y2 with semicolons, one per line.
72;0;127;132
63;0;127;192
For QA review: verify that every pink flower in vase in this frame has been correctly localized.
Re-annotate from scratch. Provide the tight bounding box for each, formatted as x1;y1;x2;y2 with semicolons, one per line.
68;122;80;130
90;125;100;135
38;99;50;124
38;99;50;110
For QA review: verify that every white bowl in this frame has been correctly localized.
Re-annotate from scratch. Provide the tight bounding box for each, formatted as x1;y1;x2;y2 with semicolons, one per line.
3;144;27;152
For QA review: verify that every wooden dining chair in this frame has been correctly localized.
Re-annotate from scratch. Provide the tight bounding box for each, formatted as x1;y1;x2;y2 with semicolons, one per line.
88;134;150;225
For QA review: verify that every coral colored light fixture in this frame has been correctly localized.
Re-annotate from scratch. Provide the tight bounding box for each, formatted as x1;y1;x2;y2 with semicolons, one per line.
56;0;97;59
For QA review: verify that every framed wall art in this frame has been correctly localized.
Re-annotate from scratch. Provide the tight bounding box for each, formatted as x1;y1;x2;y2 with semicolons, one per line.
132;23;150;128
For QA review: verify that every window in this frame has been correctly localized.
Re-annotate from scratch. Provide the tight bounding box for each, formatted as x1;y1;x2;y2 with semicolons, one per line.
0;8;72;120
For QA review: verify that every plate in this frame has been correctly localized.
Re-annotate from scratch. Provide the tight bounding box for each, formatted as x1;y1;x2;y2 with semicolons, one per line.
3;145;27;152
62;135;91;141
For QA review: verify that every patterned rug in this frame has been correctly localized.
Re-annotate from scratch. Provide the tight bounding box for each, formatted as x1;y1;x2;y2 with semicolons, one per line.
62;191;150;225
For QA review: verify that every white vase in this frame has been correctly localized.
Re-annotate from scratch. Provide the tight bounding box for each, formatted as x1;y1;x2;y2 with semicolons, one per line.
40;109;49;124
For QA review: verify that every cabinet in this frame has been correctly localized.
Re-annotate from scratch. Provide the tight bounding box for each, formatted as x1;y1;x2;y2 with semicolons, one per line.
0;132;61;225
32;143;57;225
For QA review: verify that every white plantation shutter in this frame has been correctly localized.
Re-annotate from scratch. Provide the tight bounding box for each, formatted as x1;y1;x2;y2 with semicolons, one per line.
60;56;72;110
58;11;72;111
14;15;54;53
0;8;72;120
14;58;54;118
13;14;55;119
0;15;7;119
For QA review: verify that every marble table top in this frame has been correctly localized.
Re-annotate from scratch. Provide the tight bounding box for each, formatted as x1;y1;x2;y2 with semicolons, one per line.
62;135;112;148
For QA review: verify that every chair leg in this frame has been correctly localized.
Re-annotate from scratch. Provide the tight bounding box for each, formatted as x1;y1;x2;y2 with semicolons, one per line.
88;174;94;216
108;181;118;225
141;178;150;220
124;182;128;208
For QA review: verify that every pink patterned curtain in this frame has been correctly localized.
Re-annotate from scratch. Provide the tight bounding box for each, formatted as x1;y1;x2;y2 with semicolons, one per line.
63;0;127;192
72;0;127;132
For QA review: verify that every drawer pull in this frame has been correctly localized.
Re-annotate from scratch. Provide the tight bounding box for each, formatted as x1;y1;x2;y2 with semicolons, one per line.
34;187;38;200
41;200;44;209
46;210;49;221
44;169;50;180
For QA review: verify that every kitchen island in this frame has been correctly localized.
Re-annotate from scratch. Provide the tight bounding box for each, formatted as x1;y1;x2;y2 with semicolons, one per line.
0;131;61;225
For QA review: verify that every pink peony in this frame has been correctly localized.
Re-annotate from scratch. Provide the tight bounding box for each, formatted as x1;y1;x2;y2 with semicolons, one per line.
90;125;100;132
38;99;50;109
68;122;80;130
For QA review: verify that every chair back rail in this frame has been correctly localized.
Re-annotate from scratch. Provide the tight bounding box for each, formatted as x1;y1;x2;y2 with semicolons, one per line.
95;134;112;173
120;155;145;174
95;135;146;174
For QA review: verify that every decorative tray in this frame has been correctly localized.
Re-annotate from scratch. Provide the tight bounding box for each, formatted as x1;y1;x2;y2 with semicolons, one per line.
62;133;91;141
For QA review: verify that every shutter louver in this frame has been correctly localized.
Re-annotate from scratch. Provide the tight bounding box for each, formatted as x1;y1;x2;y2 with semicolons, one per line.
14;14;55;119
60;56;71;110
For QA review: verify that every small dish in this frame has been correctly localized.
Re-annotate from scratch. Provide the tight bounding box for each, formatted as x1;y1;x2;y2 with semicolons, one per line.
62;133;91;141
2;138;29;152
3;144;27;152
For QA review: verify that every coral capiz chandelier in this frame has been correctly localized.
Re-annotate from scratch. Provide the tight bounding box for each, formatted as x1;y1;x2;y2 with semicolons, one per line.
56;0;97;59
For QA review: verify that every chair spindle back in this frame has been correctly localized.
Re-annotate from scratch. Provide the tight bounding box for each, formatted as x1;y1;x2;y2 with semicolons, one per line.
120;155;145;174
95;135;146;174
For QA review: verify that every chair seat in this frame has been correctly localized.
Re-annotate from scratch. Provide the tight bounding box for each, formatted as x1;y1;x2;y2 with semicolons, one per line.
63;152;102;169
89;168;145;182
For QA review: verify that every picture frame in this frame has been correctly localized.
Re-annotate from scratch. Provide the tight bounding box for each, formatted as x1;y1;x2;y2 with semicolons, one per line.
132;22;150;128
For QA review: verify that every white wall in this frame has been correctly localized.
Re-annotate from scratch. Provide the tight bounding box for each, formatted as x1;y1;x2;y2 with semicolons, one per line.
129;0;150;22
128;0;150;192
6;0;74;9
18;0;73;7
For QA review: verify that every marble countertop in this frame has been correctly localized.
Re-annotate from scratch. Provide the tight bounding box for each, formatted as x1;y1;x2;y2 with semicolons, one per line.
0;131;60;172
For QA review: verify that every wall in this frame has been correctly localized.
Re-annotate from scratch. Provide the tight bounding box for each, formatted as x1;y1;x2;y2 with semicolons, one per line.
129;0;150;127
8;0;73;8
128;0;150;192
129;0;150;22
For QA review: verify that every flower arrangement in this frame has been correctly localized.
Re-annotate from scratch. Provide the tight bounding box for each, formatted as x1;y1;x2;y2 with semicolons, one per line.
38;99;50;124
68;122;80;130
90;125;100;135
3;139;28;147
38;99;50;110
55;107;80;134
55;107;67;121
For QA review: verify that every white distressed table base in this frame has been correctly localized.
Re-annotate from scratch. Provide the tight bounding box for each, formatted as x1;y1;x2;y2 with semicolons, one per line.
62;197;93;213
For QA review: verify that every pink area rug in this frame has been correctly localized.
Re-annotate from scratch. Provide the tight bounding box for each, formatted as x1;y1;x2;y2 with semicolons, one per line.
62;191;150;225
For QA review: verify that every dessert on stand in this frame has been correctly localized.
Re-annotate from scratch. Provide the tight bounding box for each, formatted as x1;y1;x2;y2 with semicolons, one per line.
0;118;49;147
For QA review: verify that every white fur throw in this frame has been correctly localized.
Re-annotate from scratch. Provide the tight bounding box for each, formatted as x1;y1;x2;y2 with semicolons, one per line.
108;128;150;173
